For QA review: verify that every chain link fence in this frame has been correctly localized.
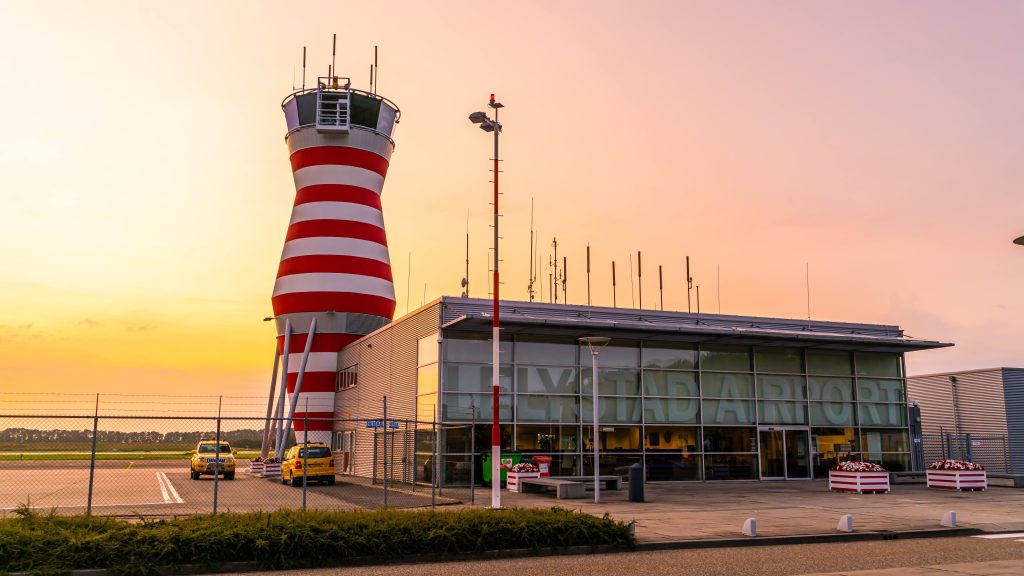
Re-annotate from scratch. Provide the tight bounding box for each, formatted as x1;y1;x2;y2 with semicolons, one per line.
0;405;477;517
917;432;1015;473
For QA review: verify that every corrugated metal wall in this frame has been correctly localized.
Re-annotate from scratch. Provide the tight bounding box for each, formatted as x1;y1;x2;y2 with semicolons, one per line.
1002;368;1024;473
907;369;1008;436
333;302;441;481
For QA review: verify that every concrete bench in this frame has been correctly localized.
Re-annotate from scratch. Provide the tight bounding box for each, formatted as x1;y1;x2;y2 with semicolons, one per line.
520;477;585;499
553;475;623;490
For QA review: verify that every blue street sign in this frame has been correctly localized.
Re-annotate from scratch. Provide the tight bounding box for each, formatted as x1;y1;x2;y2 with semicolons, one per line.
365;420;400;429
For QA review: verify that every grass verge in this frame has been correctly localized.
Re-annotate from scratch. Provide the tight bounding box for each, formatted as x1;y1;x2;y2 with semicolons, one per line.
0;452;259;462
0;506;634;574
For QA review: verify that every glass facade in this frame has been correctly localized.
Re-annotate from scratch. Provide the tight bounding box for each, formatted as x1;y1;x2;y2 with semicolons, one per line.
437;335;911;482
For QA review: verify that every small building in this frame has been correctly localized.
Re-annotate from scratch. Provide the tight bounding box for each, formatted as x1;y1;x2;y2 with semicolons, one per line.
332;297;949;485
907;368;1024;473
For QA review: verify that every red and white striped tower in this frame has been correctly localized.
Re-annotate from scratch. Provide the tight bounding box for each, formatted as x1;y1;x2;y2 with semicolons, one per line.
272;76;400;446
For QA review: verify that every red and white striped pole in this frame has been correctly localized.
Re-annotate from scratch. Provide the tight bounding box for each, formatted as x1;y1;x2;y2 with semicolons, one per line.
490;95;501;509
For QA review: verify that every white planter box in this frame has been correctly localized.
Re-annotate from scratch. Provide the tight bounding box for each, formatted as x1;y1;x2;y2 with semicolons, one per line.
927;469;986;491
247;461;265;475
507;471;540;493
829;470;890;494
262;463;282;477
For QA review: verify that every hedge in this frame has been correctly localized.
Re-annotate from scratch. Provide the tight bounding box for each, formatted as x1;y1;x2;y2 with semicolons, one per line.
0;506;634;574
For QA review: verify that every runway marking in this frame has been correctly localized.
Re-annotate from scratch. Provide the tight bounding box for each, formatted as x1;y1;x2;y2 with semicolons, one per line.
973;533;1024;539
155;471;184;504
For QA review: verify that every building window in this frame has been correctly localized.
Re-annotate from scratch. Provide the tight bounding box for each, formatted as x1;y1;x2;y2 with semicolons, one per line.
336;365;358;391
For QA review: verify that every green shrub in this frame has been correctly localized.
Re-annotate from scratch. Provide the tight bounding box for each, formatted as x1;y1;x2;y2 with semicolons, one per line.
0;506;633;574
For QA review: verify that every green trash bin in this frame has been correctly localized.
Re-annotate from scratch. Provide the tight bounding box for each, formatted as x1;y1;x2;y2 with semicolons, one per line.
480;451;522;486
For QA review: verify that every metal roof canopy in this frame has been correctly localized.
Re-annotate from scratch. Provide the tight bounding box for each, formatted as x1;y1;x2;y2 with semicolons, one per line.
439;297;952;353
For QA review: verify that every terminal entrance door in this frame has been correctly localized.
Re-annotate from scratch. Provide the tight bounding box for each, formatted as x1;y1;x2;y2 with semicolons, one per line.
758;428;811;479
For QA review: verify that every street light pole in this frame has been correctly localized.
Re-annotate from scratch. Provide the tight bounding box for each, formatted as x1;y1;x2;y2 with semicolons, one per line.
580;336;610;503
470;95;504;509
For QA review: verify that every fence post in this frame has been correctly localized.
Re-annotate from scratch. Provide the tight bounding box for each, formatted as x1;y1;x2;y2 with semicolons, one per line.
431;405;436;508
213;396;222;514
86;393;99;515
470;410;476;505
1004;435;1010;473
383;395;388;508
302;408;309;512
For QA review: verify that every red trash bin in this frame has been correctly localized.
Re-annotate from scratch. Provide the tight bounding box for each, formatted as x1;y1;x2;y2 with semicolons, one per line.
533;455;553;477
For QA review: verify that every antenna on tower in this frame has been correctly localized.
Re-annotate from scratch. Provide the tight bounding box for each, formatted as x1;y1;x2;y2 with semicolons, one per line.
302;46;307;91
697;285;701;317
331;33;337;83
686;255;693;313
374;46;378;94
612;261;617;308
586;244;591;306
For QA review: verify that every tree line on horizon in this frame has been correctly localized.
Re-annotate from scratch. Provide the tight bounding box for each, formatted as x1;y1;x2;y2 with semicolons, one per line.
0;427;266;449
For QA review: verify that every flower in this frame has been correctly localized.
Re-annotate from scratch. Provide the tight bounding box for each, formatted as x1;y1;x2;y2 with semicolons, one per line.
831;461;886;472
927;459;984;471
510;463;538;473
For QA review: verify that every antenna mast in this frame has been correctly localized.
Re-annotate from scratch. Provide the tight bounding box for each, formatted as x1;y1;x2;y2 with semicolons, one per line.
528;199;536;301
659;265;663;311
586;244;591;306
697;285;701;316
461;214;469;297
551;238;559;304
562;256;567;303
686;256;693;313
373;46;378;94
331;34;337;83
302;46;307;91
612;261;617;308
637;251;642;310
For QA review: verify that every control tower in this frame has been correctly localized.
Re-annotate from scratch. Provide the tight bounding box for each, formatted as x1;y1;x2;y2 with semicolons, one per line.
270;76;400;448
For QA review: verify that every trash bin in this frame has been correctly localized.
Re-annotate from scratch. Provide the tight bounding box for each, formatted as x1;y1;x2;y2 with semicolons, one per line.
532;455;553;477
481;451;522;486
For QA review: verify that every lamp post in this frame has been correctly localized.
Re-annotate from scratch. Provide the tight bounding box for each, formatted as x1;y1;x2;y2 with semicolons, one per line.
580;336;610;503
469;95;504;509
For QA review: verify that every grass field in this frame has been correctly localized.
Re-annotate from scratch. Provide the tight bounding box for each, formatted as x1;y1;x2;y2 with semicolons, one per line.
0;451;260;461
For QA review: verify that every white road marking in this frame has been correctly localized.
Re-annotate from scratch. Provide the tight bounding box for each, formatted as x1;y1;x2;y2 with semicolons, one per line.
159;472;183;504
156;471;171;503
973;532;1024;539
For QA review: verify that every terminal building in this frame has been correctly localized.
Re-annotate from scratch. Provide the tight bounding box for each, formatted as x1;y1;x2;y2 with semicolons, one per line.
327;297;950;485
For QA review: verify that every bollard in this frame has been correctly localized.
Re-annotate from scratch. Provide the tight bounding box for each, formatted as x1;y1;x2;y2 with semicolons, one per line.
837;514;853;533
942;511;957;527
742;517;757;537
628;463;645;503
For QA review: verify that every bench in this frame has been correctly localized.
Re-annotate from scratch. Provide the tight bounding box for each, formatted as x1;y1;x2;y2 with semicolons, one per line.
553;475;623;490
519;477;585;499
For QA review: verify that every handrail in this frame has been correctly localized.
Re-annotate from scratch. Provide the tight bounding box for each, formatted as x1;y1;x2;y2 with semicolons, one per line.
281;86;402;123
284;123;396;148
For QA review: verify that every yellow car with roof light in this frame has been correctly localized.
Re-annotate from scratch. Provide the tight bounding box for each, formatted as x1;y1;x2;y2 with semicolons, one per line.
281;443;336;487
190;439;236;480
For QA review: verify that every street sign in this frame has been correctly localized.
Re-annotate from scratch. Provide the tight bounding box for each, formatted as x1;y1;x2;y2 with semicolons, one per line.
365;420;400;429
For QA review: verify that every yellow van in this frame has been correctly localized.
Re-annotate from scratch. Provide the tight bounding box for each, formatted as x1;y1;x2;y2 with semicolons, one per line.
282;443;336;487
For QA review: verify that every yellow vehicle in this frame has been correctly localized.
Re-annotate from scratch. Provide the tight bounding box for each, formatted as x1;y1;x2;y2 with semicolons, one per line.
190;439;236;480
282;443;336;487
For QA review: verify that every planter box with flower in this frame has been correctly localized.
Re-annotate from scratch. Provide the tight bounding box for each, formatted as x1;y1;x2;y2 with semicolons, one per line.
246;457;265;475
261;457;282;477
927;459;986;491
506;463;540;493
828;461;890;494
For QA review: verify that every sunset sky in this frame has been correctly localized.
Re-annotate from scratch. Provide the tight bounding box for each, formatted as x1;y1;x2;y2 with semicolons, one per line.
1;1;1021;411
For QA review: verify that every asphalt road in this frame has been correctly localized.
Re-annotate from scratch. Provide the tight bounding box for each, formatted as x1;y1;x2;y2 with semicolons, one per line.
230;536;1024;576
